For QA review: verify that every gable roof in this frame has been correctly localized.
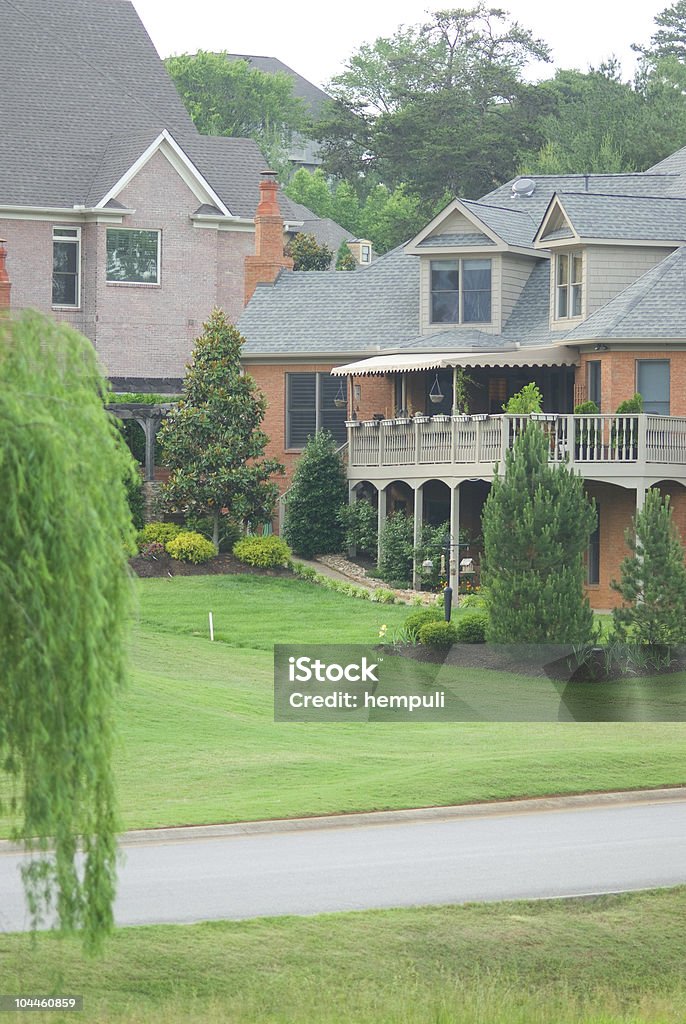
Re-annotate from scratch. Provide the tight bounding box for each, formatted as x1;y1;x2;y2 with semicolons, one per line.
1;0;197;208
536;192;686;245
481;172;686;222
565;246;686;341
0;0;341;237
406;197;539;254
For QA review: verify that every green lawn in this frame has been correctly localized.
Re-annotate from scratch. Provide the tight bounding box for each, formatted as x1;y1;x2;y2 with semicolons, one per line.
112;575;686;829
3;888;686;1023
3;573;683;835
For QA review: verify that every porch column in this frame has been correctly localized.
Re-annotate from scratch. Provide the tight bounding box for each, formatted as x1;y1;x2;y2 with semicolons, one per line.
377;486;387;567
412;483;424;590
636;483;647;514
449;483;461;597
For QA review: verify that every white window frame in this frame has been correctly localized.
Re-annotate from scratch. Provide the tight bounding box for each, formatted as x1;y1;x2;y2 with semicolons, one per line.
430;258;492;325
106;228;161;286
555;251;583;319
52;226;81;308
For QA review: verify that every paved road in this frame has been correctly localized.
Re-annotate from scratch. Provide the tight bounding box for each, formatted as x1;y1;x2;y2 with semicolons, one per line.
1;794;686;931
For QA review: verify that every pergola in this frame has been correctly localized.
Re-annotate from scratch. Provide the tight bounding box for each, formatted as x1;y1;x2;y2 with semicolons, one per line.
106;402;176;481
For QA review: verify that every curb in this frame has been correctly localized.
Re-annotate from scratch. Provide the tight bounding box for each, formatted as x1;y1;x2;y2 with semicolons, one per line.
3;787;684;853
109;786;686;847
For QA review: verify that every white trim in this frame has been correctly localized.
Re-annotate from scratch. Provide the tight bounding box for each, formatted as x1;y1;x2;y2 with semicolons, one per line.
96;130;233;217
52;225;81;309
105;226;161;286
0;205;133;223
405;198;508;254
331;346;580;376
534;194;580;247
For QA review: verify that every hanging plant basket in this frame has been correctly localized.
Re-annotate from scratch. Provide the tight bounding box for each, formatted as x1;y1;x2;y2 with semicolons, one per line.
429;373;444;404
333;398;347;408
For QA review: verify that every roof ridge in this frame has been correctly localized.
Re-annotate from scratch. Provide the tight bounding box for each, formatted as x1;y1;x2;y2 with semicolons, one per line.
557;191;686;201
463;198;534;218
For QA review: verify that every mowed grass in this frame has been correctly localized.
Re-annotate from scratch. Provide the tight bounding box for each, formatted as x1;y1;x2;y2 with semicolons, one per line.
2;574;683;835
110;575;685;830
3;888;686;1023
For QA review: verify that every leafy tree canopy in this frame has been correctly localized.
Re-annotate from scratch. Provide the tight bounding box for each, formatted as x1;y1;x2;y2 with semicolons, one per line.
158;309;284;546
286;232;334;271
165;51;309;170
0;311;136;949
283;431;348;557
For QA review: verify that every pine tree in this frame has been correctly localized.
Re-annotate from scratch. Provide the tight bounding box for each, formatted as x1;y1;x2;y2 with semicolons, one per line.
158;310;283;547
611;488;686;645
283;431;348;557
0;311;136;948
481;421;597;643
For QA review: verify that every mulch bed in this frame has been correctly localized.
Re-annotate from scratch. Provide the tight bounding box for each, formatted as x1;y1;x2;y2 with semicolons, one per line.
129;552;291;579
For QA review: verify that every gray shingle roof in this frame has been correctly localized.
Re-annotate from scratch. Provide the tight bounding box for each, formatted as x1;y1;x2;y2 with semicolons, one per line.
461;200;539;248
564;246;686;341
1;0;341;241
553;192;686;241
481;172;685;221
418;233;495;248
239;246;420;355
1;0;197;208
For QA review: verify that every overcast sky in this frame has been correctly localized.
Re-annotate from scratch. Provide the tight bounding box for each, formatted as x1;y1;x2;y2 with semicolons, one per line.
133;0;668;89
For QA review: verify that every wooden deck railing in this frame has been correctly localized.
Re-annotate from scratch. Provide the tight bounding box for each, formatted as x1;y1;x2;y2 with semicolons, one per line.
347;414;686;473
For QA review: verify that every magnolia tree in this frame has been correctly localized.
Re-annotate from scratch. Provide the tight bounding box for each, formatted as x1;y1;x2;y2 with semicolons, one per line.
0;311;136;949
481;420;597;643
159;310;284;546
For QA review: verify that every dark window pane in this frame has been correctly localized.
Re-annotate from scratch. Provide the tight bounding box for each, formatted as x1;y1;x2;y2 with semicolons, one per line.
287;373;316;448
431;292;459;323
463;290;491;322
462;260;490;290
587;361;601;408
106;229;159;283
431;260;459;291
587;504;600;585
319;375;347;443
637;360;670;415
52;273;76;305
53;240;77;274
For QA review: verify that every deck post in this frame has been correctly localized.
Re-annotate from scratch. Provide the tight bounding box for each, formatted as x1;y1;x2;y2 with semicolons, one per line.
412;483;424;590
449;483;460;596
376;485;387;567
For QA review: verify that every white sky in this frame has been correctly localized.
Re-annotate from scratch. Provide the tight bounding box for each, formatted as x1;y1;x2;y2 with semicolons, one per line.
133;0;668;90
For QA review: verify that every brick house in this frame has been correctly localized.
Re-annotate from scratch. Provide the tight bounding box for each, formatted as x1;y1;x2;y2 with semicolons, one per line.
238;152;686;609
0;0;348;392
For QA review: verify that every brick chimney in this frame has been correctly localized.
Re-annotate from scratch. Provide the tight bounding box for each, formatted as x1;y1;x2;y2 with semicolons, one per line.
0;239;11;312
244;170;293;305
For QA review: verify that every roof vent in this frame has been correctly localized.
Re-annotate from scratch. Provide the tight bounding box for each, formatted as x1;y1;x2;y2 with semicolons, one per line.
511;177;536;198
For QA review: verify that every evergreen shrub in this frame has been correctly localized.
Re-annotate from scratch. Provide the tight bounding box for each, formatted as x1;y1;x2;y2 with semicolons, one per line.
454;612;488;644
166;531;216;563
233;535;292;568
418;621;457;647
137;522;183;547
404;608;443;641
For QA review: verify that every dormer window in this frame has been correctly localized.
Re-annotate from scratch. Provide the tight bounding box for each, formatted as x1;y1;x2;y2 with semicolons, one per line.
430;258;491;324
556;251;582;318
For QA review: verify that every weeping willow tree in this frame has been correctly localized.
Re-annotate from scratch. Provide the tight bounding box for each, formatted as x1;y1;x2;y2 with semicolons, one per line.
0;311;136;949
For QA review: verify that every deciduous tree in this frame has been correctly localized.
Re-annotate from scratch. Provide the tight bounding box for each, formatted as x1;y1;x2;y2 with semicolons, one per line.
0;311;136;948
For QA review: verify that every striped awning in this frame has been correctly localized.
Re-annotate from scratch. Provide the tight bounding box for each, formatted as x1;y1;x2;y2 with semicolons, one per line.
331;345;579;376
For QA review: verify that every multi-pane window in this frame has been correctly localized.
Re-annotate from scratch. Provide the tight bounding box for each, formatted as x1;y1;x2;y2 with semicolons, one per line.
52;227;80;306
286;373;347;449
106;228;160;284
556;252;582;318
637;360;670;415
430;259;492;324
